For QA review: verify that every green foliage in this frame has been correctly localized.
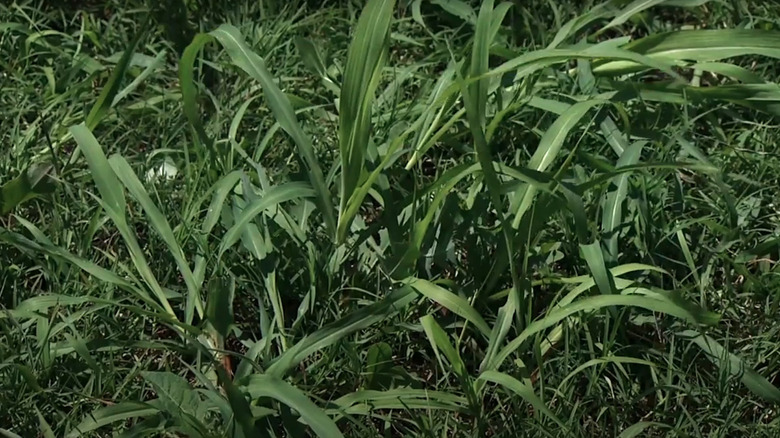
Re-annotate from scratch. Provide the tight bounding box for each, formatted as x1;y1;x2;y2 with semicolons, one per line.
3;0;780;436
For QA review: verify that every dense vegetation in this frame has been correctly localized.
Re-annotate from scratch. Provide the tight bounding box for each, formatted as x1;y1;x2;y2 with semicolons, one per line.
2;0;780;436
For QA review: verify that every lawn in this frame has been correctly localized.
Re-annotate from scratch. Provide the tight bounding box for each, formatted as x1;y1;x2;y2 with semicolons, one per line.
2;0;780;436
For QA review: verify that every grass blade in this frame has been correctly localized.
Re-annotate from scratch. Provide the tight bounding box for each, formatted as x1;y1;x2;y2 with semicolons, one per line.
85;19;147;130
336;0;395;242
408;278;491;337
219;182;314;255
241;374;345;438
477;371;567;430
680;330;780;403
65;402;159;438
109;155;203;323
267;286;416;377
490;294;718;370
593;29;780;75
70;124;126;220
179;33;215;149
511;99;604;228
601;141;645;260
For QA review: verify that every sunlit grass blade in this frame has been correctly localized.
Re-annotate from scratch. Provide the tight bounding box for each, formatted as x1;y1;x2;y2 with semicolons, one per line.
240;374;345;438
70;124;126;220
580;241;617;296
70;124;175;317
336;0;395;242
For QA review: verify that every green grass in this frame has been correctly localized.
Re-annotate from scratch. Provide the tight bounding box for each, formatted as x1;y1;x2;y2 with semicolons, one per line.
2;0;780;436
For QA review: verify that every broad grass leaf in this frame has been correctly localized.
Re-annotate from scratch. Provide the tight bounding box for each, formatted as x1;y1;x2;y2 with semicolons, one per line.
330;388;467;417
431;0;476;25
112;49;167;107
294;36;328;78
580;241;617;295
85;19;147;130
70;127;176;316
0;164;55;215
205;276;235;338
599;0;666;33
557;356;656;389
602;141;645;259
511;99;605;228
421;315;466;376
179;33;214;149
65;402;159;438
680;330;780;403
405;64;462;169
337;0;395;242
141;371;208;436
218;367;260;436
36;409;55;438
594;29;780;75
364;342;393;390
421;315;479;409
241;374;344;438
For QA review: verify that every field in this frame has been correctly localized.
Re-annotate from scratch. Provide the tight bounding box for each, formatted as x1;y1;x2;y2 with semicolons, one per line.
2;0;780;436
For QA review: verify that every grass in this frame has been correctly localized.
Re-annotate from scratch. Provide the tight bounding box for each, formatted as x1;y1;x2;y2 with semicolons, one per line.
2;0;780;436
